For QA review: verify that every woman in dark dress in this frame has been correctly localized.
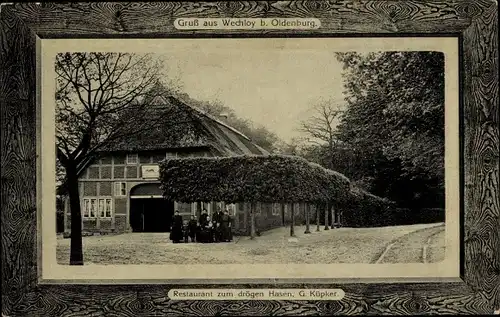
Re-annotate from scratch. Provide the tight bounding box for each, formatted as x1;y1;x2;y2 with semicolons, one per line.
199;209;209;227
213;209;223;242
200;217;213;243
211;219;218;243
170;210;183;243
188;215;198;242
221;210;233;242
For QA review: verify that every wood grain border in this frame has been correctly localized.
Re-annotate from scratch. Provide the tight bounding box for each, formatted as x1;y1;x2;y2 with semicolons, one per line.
1;1;498;315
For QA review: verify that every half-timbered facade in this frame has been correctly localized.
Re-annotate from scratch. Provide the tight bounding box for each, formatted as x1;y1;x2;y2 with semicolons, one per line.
63;95;313;236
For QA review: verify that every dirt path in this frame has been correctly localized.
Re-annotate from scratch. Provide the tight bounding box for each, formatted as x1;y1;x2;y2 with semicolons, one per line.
425;229;446;263
57;223;444;265
374;223;445;264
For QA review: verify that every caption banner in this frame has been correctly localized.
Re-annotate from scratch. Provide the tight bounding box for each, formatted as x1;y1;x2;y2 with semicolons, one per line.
168;289;344;300
174;18;321;30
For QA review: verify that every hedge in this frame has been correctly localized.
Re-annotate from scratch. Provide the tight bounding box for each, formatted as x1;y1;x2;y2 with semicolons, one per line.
159;154;351;204
342;187;396;227
390;208;445;225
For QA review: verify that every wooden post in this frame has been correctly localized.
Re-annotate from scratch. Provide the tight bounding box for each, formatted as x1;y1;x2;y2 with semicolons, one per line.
196;201;202;219
304;203;311;234
324;202;330;230
141;204;145;232
316;203;321;232
290;203;296;237
250;202;256;239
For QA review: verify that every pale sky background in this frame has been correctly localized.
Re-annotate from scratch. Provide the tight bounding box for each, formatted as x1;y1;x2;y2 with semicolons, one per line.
159;40;347;142
48;37;456;143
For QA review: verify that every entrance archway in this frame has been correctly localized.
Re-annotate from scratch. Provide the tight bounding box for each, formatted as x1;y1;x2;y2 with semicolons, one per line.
129;183;174;232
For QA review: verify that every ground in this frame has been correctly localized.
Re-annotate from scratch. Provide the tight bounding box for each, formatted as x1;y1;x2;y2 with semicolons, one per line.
57;222;445;265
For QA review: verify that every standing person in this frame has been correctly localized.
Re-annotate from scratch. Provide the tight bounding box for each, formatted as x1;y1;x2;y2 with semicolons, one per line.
170;210;183;243
199;209;209;228
188;215;198;243
221;209;233;242
214;208;224;242
206;216;214;243
199;216;211;243
182;220;189;243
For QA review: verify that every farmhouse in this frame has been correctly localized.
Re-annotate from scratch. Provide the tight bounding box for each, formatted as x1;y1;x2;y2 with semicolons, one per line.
63;95;310;236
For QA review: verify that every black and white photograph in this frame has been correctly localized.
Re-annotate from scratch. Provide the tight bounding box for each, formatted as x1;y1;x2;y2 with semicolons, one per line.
2;2;498;316
50;38;455;271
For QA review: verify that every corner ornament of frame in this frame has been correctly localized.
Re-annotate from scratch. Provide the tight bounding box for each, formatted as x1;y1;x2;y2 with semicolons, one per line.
0;2;41;15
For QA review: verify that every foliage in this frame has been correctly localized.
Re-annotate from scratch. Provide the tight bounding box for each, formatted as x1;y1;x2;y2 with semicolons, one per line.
174;93;281;153
292;51;445;209
336;51;444;182
159;155;351;204
293;52;445;210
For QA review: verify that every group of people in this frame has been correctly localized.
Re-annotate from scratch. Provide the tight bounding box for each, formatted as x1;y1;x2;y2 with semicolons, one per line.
170;208;233;243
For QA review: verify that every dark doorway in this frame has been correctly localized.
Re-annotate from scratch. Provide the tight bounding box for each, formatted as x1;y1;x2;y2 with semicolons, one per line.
130;198;174;232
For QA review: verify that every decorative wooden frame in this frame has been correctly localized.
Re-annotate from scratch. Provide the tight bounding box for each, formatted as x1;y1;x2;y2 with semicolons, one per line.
1;1;498;315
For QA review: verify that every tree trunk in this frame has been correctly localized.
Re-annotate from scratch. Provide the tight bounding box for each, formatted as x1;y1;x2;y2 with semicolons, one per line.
324;202;330;230
281;203;285;226
290;203;295;237
316;203;321;231
304;203;311;234
67;164;84;265
250;202;256;239
331;204;335;229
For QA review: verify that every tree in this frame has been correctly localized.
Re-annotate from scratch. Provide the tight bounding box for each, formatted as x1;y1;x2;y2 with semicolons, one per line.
335;51;445;208
56;52;167;265
299;100;344;167
174;94;282;153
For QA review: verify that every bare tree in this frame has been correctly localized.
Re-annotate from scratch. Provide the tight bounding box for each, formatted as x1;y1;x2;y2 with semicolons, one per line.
299;101;344;168
56;52;170;265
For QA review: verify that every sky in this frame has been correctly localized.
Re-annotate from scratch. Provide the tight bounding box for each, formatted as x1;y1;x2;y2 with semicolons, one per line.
159;39;347;142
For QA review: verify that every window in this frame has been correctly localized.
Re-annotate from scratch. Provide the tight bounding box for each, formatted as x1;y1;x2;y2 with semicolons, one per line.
83;198;112;219
165;152;178;159
97;198;113;218
114;182;126;196
272;203;280;216
126;153;138;164
98;199;104;217
226;203;236;215
90;199;97;218
216;202;223;212
103;199;112;218
83;199;90;218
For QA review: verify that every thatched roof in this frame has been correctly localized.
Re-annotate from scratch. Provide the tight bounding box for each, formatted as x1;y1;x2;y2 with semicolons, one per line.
97;96;269;156
69;95;269;179
159;154;351;204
